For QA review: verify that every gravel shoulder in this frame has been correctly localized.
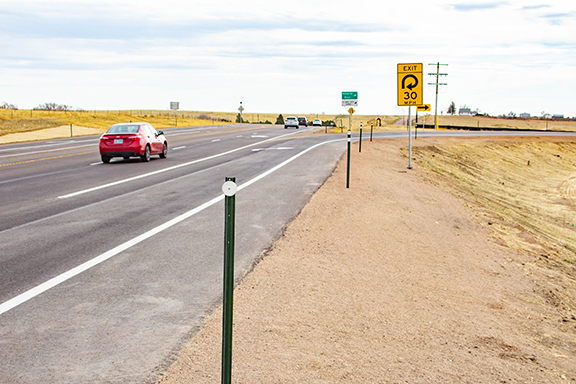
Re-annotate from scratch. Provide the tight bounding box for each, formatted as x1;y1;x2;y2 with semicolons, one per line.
155;137;576;383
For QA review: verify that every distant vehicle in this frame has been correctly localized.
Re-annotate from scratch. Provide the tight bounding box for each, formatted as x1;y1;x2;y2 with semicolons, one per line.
99;122;167;163
312;119;322;126
298;116;308;127
284;116;299;129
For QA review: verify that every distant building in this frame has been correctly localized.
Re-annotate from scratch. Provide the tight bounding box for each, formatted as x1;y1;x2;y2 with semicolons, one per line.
458;108;472;115
553;114;565;119
519;113;531;118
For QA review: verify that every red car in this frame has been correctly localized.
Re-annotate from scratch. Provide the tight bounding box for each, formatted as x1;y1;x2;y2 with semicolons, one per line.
99;123;167;163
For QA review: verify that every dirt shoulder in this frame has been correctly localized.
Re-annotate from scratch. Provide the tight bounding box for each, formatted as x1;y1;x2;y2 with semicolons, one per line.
155;137;576;383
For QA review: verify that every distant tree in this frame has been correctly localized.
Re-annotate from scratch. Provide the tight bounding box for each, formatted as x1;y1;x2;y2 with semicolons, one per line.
34;102;73;111
447;101;456;115
235;113;243;123
275;114;284;124
0;102;17;110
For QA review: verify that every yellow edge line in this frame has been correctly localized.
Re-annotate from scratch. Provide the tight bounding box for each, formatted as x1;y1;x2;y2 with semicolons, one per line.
0;150;98;167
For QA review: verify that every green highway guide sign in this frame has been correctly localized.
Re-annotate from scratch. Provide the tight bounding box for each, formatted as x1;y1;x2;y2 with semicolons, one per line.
342;91;358;100
342;91;358;106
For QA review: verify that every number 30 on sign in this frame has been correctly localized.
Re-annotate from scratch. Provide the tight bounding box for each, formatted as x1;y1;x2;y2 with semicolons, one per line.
397;63;423;106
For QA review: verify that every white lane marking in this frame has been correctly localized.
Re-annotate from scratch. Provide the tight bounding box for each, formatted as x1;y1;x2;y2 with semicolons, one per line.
0;144;95;159
0;139;96;154
58;131;302;199
211;139;221;142
90;162;102;166
251;135;268;138
165;130;202;136
0;137;342;316
251;147;295;152
172;146;186;150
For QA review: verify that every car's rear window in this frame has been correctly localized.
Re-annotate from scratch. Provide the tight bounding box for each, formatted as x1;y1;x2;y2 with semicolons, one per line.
107;125;140;134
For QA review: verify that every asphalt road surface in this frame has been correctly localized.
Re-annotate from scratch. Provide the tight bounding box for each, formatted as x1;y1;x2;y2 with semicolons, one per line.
1;125;575;383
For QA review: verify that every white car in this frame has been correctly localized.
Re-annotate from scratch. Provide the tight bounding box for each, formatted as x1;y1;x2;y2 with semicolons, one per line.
284;116;299;129
312;119;322;126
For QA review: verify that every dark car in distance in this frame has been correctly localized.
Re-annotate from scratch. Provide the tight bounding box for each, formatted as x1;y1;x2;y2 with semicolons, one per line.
298;116;308;127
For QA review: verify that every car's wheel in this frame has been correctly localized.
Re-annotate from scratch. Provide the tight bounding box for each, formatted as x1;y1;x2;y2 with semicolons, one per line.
141;145;151;162
159;142;167;158
101;155;110;163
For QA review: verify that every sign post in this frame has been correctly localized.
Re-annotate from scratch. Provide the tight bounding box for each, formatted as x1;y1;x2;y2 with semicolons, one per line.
348;106;355;133
415;104;430;139
170;101;179;127
346;129;351;188
398;64;423;170
238;102;244;123
359;122;363;153
221;177;237;384
343;92;358;132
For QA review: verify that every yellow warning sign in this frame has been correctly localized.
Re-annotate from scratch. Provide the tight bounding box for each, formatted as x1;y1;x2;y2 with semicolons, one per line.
397;63;423;106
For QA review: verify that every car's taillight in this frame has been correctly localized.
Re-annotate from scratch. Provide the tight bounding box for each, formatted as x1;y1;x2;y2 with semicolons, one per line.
128;136;140;140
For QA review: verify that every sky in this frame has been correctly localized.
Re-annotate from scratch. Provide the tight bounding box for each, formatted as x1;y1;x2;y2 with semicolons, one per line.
1;0;576;117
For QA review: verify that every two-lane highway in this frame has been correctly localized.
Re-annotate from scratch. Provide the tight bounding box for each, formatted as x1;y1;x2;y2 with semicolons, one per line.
2;125;575;383
0;124;346;383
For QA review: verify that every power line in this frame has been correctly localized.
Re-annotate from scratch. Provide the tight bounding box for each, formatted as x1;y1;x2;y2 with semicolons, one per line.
428;62;448;130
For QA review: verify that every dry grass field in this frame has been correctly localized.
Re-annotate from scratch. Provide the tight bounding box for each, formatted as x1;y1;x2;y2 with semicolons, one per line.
436;115;576;131
3;109;575;140
0;109;232;137
411;137;576;315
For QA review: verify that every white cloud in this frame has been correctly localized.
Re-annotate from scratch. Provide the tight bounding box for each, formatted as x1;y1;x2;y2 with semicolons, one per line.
1;0;576;116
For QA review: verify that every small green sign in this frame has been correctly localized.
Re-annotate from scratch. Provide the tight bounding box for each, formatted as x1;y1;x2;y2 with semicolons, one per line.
342;91;358;100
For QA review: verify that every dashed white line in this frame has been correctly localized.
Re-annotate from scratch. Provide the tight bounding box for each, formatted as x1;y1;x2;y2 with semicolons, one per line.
0;137;342;315
58;131;302;199
0;144;95;159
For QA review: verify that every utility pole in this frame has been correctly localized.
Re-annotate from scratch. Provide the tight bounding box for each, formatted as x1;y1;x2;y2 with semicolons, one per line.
428;63;448;130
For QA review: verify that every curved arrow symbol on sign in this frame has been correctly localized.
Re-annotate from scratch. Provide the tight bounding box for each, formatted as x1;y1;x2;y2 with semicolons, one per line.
402;74;418;90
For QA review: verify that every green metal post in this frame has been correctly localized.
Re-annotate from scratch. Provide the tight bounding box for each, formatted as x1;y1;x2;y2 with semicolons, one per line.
370;122;373;142
359;123;363;153
346;130;351;188
222;177;236;384
70;123;73;137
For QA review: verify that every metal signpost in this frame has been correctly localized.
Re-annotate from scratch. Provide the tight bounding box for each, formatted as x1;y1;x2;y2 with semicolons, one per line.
221;178;237;384
397;63;423;170
348;107;355;134
415;104;430;139
170;101;179;127
238;102;244;123
342;93;357;187
346;129;351;188
359;122;363;153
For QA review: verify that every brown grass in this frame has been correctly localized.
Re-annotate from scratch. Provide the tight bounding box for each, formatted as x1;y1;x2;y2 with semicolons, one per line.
0;109;232;137
436;115;576;131
411;137;576;314
2;109;575;138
